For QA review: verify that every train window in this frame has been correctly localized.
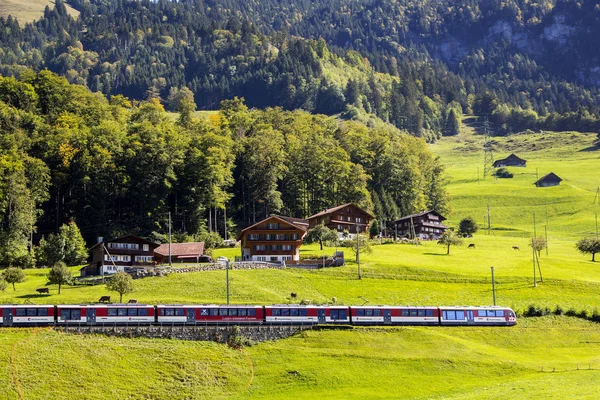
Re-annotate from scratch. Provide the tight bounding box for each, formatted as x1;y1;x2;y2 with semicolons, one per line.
290;309;299;316
410;310;418;317
248;309;257;317
374;310;381;317
480;310;489;317
71;309;81;320
401;310;409;317
426;310;434;317
210;309;219;316
239;309;247;316
118;308;128;316
219;308;228;316
60;310;70;320
127;308;138;316
164;309;175;316
455;311;465;320
38;308;48;316
16;309;26;316
356;309;365;316
445;311;456;320
496;310;505;317
108;308;118;316
299;309;308;317
417;310;426;317
27;308;37;316
365;309;373;316
339;310;347;320
330;310;339;320
175;309;185;316
281;309;290;316
272;309;280;316
139;308;148;316
229;309;238;316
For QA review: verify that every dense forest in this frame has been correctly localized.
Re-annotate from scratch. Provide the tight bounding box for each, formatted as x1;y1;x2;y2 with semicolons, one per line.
0;71;447;266
1;0;600;138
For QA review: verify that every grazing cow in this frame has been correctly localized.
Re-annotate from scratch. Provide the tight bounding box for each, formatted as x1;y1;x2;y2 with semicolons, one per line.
36;288;49;294
290;292;297;299
512;246;520;250
468;244;475;248
99;296;111;303
128;299;138;304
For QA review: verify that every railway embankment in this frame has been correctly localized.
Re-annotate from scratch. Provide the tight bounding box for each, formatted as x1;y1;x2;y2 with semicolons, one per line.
56;324;310;344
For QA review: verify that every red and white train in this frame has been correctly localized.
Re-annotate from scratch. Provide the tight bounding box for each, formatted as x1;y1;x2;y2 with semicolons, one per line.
0;304;516;327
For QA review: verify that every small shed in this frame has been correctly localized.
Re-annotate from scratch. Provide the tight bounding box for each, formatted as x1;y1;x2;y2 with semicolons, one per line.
154;242;205;264
493;154;527;168
534;172;562;187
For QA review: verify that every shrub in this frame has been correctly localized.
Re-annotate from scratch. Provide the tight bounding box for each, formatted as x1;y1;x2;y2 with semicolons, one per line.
494;167;513;178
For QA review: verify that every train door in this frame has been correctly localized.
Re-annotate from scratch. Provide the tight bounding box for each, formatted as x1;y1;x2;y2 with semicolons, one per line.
318;309;326;324
187;308;196;324
384;309;392;324
87;308;96;324
2;308;12;326
467;310;475;324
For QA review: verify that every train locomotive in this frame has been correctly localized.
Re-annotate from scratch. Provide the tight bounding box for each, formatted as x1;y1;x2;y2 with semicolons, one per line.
0;304;516;327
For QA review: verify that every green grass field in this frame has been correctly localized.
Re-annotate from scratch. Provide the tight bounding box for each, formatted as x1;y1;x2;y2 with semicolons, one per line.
2;128;600;398
0;0;79;23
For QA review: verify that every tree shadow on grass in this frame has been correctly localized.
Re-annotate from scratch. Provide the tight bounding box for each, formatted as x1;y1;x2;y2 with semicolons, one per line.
579;143;600;152
15;294;51;299
423;252;449;256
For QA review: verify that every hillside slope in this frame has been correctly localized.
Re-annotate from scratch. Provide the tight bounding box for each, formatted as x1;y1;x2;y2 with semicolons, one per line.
0;0;78;23
431;126;600;240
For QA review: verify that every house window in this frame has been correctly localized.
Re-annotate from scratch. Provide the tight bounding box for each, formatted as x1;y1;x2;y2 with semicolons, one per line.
281;245;292;251
290;234;298;240
271;245;278;251
275;234;286;240
266;223;280;229
249;234;260;241
347;216;351;222
104;255;131;262
135;256;154;263
337;225;343;231
254;245;266;251
356;217;361;223
264;234;272;240
143;244;149;251
108;243;139;250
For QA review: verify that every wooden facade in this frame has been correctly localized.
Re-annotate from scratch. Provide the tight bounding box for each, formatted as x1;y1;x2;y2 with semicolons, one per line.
394;210;448;240
534;172;562;187
85;235;159;276
307;203;374;236
493;154;527;168
237;216;308;262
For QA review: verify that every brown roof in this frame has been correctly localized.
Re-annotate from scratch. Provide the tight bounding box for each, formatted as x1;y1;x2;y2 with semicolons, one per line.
308;203;375;220
89;235;160;251
279;216;309;226
534;172;562;185
237;215;309;241
154;242;204;257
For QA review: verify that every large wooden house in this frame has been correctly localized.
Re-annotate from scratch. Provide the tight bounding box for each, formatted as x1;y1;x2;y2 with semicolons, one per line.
307;203;374;237
237;215;308;262
84;235;159;276
394;210;448;240
493;154;527;168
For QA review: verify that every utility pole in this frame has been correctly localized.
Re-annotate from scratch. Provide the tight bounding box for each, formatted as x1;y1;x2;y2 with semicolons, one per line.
483;117;494;179
225;259;230;305
168;211;172;267
356;223;361;280
224;207;228;241
532;238;537;288
533;212;537;238
491;266;496;306
487;204;491;235
545;225;549;256
596;213;598;239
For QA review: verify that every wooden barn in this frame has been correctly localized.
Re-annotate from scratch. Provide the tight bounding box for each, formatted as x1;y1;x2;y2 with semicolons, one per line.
394;210;448;240
534;172;562;187
493;154;527;168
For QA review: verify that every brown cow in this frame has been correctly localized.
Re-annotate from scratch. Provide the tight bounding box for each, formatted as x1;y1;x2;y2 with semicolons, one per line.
99;296;111;303
36;288;49;294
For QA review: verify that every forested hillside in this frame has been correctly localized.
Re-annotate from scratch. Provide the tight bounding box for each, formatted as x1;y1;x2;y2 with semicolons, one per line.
1;0;600;139
0;72;446;266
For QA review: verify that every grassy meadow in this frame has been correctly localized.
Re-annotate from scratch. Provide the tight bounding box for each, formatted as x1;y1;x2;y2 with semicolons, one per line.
2;128;600;398
0;0;79;23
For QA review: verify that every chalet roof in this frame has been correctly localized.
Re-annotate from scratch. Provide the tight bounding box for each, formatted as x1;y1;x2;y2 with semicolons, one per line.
278;216;309;227
534;172;563;185
88;235;159;251
495;153;526;163
237;215;308;241
393;210;447;224
307;203;375;220
155;242;205;257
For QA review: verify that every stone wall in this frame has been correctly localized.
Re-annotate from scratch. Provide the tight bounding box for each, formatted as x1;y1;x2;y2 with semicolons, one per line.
56;324;309;344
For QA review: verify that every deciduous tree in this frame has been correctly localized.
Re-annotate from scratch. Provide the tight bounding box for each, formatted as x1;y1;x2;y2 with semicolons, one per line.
3;267;26;291
47;261;72;294
437;231;463;255
106;271;134;303
576;238;600;262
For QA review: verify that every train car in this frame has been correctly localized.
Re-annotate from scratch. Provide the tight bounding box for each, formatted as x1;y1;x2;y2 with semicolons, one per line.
192;305;264;324
56;305;91;324
0;305;55;326
81;304;155;324
265;305;350;325
438;306;516;326
350;306;439;325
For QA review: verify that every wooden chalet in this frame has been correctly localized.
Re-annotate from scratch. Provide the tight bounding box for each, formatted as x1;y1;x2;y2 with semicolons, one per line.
154;242;205;264
394;210;448;240
534;172;562;187
237;215;308;262
493;154;527;168
83;235;159;276
307;203;374;236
